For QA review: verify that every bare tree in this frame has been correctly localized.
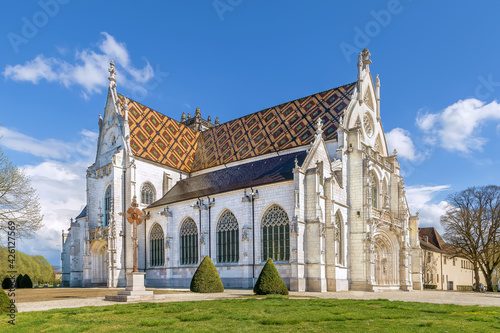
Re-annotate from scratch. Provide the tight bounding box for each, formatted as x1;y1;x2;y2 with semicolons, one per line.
441;186;500;292
0;147;43;241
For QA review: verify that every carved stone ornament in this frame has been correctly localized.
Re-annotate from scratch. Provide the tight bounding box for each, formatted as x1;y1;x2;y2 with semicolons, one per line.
319;224;326;238
363;113;374;137
290;222;298;236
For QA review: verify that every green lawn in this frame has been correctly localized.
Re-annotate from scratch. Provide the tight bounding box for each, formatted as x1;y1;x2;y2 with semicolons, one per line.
2;297;499;332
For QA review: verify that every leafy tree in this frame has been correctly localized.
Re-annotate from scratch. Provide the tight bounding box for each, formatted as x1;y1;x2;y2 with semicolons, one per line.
441;186;500;292
0;146;43;241
0;248;55;285
253;258;289;295
190;256;224;293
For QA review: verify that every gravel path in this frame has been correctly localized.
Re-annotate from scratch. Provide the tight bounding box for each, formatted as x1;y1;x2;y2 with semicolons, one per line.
16;289;500;313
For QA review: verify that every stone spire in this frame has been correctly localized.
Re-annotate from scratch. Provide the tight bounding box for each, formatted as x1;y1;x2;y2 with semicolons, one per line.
108;60;117;85
361;48;372;71
375;74;381;120
315;118;323;135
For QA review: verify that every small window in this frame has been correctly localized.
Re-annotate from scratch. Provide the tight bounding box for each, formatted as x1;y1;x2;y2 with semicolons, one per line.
141;183;155;205
104;185;111;227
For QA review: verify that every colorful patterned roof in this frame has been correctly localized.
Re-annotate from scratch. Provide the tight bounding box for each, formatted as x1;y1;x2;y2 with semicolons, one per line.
118;95;200;172
191;82;355;171
118;82;355;173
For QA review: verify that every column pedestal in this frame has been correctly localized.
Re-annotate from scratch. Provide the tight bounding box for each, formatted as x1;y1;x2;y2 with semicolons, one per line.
105;272;154;302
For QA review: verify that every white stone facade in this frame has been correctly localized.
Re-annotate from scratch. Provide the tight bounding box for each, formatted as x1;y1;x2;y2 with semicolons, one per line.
62;50;422;291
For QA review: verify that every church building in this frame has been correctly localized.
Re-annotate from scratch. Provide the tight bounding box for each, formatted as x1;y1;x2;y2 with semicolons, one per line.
62;49;423;292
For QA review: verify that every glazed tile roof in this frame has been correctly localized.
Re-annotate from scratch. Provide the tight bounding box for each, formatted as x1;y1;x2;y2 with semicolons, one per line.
150;150;307;207
119;95;200;173
191;82;355;171
119;82;355;173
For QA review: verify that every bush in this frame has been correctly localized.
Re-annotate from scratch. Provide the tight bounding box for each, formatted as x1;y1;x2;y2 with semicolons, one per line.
20;274;33;289
424;284;437;289
0;289;15;315
15;274;22;288
253;258;289;295
190;256;224;293
2;277;13;290
457;285;473;291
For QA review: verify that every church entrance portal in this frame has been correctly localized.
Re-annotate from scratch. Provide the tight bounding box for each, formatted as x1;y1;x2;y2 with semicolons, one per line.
90;239;108;286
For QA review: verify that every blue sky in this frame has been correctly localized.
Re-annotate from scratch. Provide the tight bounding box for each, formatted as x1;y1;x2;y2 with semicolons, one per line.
1;0;500;265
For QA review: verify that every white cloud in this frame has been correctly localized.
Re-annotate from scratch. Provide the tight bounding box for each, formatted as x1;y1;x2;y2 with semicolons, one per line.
0;127;96;265
3;32;155;98
416;99;500;154
406;185;452;232
385;128;420;161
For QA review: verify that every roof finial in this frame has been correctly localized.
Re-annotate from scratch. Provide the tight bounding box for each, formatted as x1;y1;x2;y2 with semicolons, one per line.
207;115;211;123
187;113;191;120
215;117;220;125
108;60;117;83
181;112;186;122
315;118;323;135
195;107;201;118
361;48;372;71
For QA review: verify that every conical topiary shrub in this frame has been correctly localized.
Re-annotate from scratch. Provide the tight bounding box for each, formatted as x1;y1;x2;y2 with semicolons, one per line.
20;274;33;289
190;256;224;293
15;274;22;289
253;258;289;295
2;277;13;290
0;289;15;315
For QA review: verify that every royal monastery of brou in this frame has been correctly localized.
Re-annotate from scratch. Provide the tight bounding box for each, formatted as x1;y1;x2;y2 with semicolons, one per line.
62;49;423;292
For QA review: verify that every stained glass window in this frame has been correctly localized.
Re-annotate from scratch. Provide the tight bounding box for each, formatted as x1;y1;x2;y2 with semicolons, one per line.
217;210;239;263
262;205;290;262
180;218;198;265
150;223;164;267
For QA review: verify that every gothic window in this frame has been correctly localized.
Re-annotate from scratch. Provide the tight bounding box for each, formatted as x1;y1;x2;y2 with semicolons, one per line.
104;185;111;227
262;205;290;262
180;218;198;265
150;224;164;267
141;183;155;205
217;210;239;263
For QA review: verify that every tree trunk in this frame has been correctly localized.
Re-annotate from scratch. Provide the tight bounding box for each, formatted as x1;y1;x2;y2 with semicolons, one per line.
474;266;481;292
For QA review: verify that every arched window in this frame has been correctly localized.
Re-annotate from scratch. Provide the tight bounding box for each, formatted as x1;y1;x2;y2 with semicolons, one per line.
180;218;198;265
262;205;290;262
104;185;111;227
217;210;239;263
150;224;164;267
141;183;155;205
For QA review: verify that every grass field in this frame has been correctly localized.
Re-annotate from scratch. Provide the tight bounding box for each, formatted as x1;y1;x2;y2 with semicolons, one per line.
2;296;499;332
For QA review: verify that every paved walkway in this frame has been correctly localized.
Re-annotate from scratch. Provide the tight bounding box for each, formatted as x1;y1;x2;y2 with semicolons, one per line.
16;289;500;312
